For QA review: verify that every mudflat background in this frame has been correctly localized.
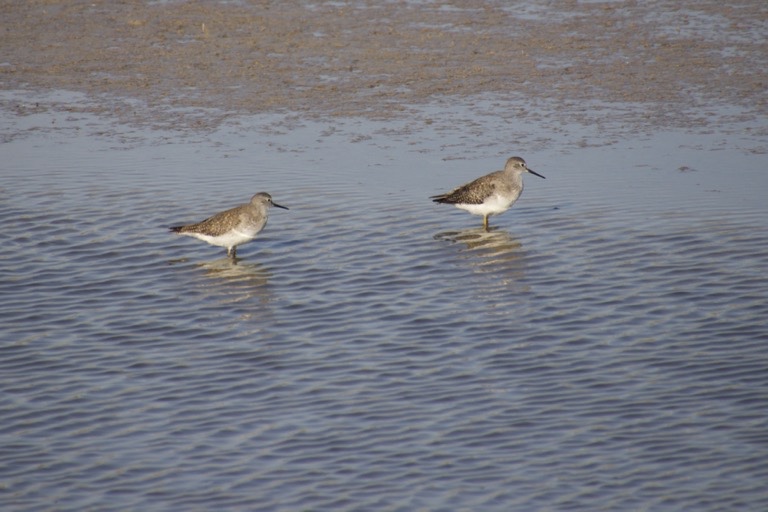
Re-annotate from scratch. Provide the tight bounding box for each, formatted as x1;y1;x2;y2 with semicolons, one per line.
2;0;766;132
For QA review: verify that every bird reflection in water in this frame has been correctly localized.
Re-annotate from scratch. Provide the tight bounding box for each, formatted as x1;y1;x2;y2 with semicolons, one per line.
435;227;522;260
434;227;528;289
197;258;273;308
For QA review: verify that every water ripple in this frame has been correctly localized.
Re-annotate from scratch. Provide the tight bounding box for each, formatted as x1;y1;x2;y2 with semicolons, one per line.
2;123;768;511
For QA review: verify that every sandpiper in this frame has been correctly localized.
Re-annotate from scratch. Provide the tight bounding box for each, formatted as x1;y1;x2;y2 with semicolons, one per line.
431;156;545;230
170;192;288;259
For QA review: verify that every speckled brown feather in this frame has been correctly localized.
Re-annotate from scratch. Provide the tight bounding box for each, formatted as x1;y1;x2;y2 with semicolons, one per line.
431;170;505;205
170;205;252;237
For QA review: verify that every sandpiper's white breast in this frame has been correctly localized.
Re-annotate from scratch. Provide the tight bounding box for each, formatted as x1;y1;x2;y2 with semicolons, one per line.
188;228;258;248
455;194;515;217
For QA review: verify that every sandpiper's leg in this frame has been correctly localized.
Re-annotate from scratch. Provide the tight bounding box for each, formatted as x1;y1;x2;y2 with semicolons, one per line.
231;246;237;259
483;215;489;231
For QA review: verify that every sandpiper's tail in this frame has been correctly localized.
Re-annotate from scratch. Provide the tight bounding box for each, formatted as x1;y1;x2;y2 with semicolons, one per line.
430;194;452;204
169;225;184;233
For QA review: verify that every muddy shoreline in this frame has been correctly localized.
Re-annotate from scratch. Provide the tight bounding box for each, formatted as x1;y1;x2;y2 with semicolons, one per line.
1;1;766;133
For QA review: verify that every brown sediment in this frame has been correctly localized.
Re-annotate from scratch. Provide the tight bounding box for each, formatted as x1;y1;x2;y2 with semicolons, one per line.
1;1;766;132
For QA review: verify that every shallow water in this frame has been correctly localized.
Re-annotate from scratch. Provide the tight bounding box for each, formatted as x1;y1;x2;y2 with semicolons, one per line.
2;94;768;511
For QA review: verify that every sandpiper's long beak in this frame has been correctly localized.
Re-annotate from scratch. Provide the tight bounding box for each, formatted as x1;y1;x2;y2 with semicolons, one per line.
527;167;546;179
272;201;289;210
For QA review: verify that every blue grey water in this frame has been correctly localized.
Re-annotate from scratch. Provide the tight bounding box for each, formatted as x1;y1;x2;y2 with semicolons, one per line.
2;95;768;511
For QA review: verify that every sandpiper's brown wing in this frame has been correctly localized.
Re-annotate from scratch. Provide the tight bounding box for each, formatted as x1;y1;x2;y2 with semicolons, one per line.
170;206;244;237
431;171;502;205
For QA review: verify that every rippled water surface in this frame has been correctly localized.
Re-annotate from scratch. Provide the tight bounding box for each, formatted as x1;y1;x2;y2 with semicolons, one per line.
2;99;768;511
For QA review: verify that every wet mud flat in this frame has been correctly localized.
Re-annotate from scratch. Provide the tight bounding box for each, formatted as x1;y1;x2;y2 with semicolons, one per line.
1;0;766;135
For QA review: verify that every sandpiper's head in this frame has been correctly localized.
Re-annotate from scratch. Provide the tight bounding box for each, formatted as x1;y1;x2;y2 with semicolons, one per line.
505;156;545;179
251;192;289;210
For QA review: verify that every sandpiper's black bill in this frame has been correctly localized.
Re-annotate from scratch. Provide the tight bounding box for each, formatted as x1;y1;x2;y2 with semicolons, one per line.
527;168;546;179
272;202;289;210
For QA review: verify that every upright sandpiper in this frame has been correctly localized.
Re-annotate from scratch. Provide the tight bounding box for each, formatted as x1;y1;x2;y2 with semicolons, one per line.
170;192;288;259
431;156;545;230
